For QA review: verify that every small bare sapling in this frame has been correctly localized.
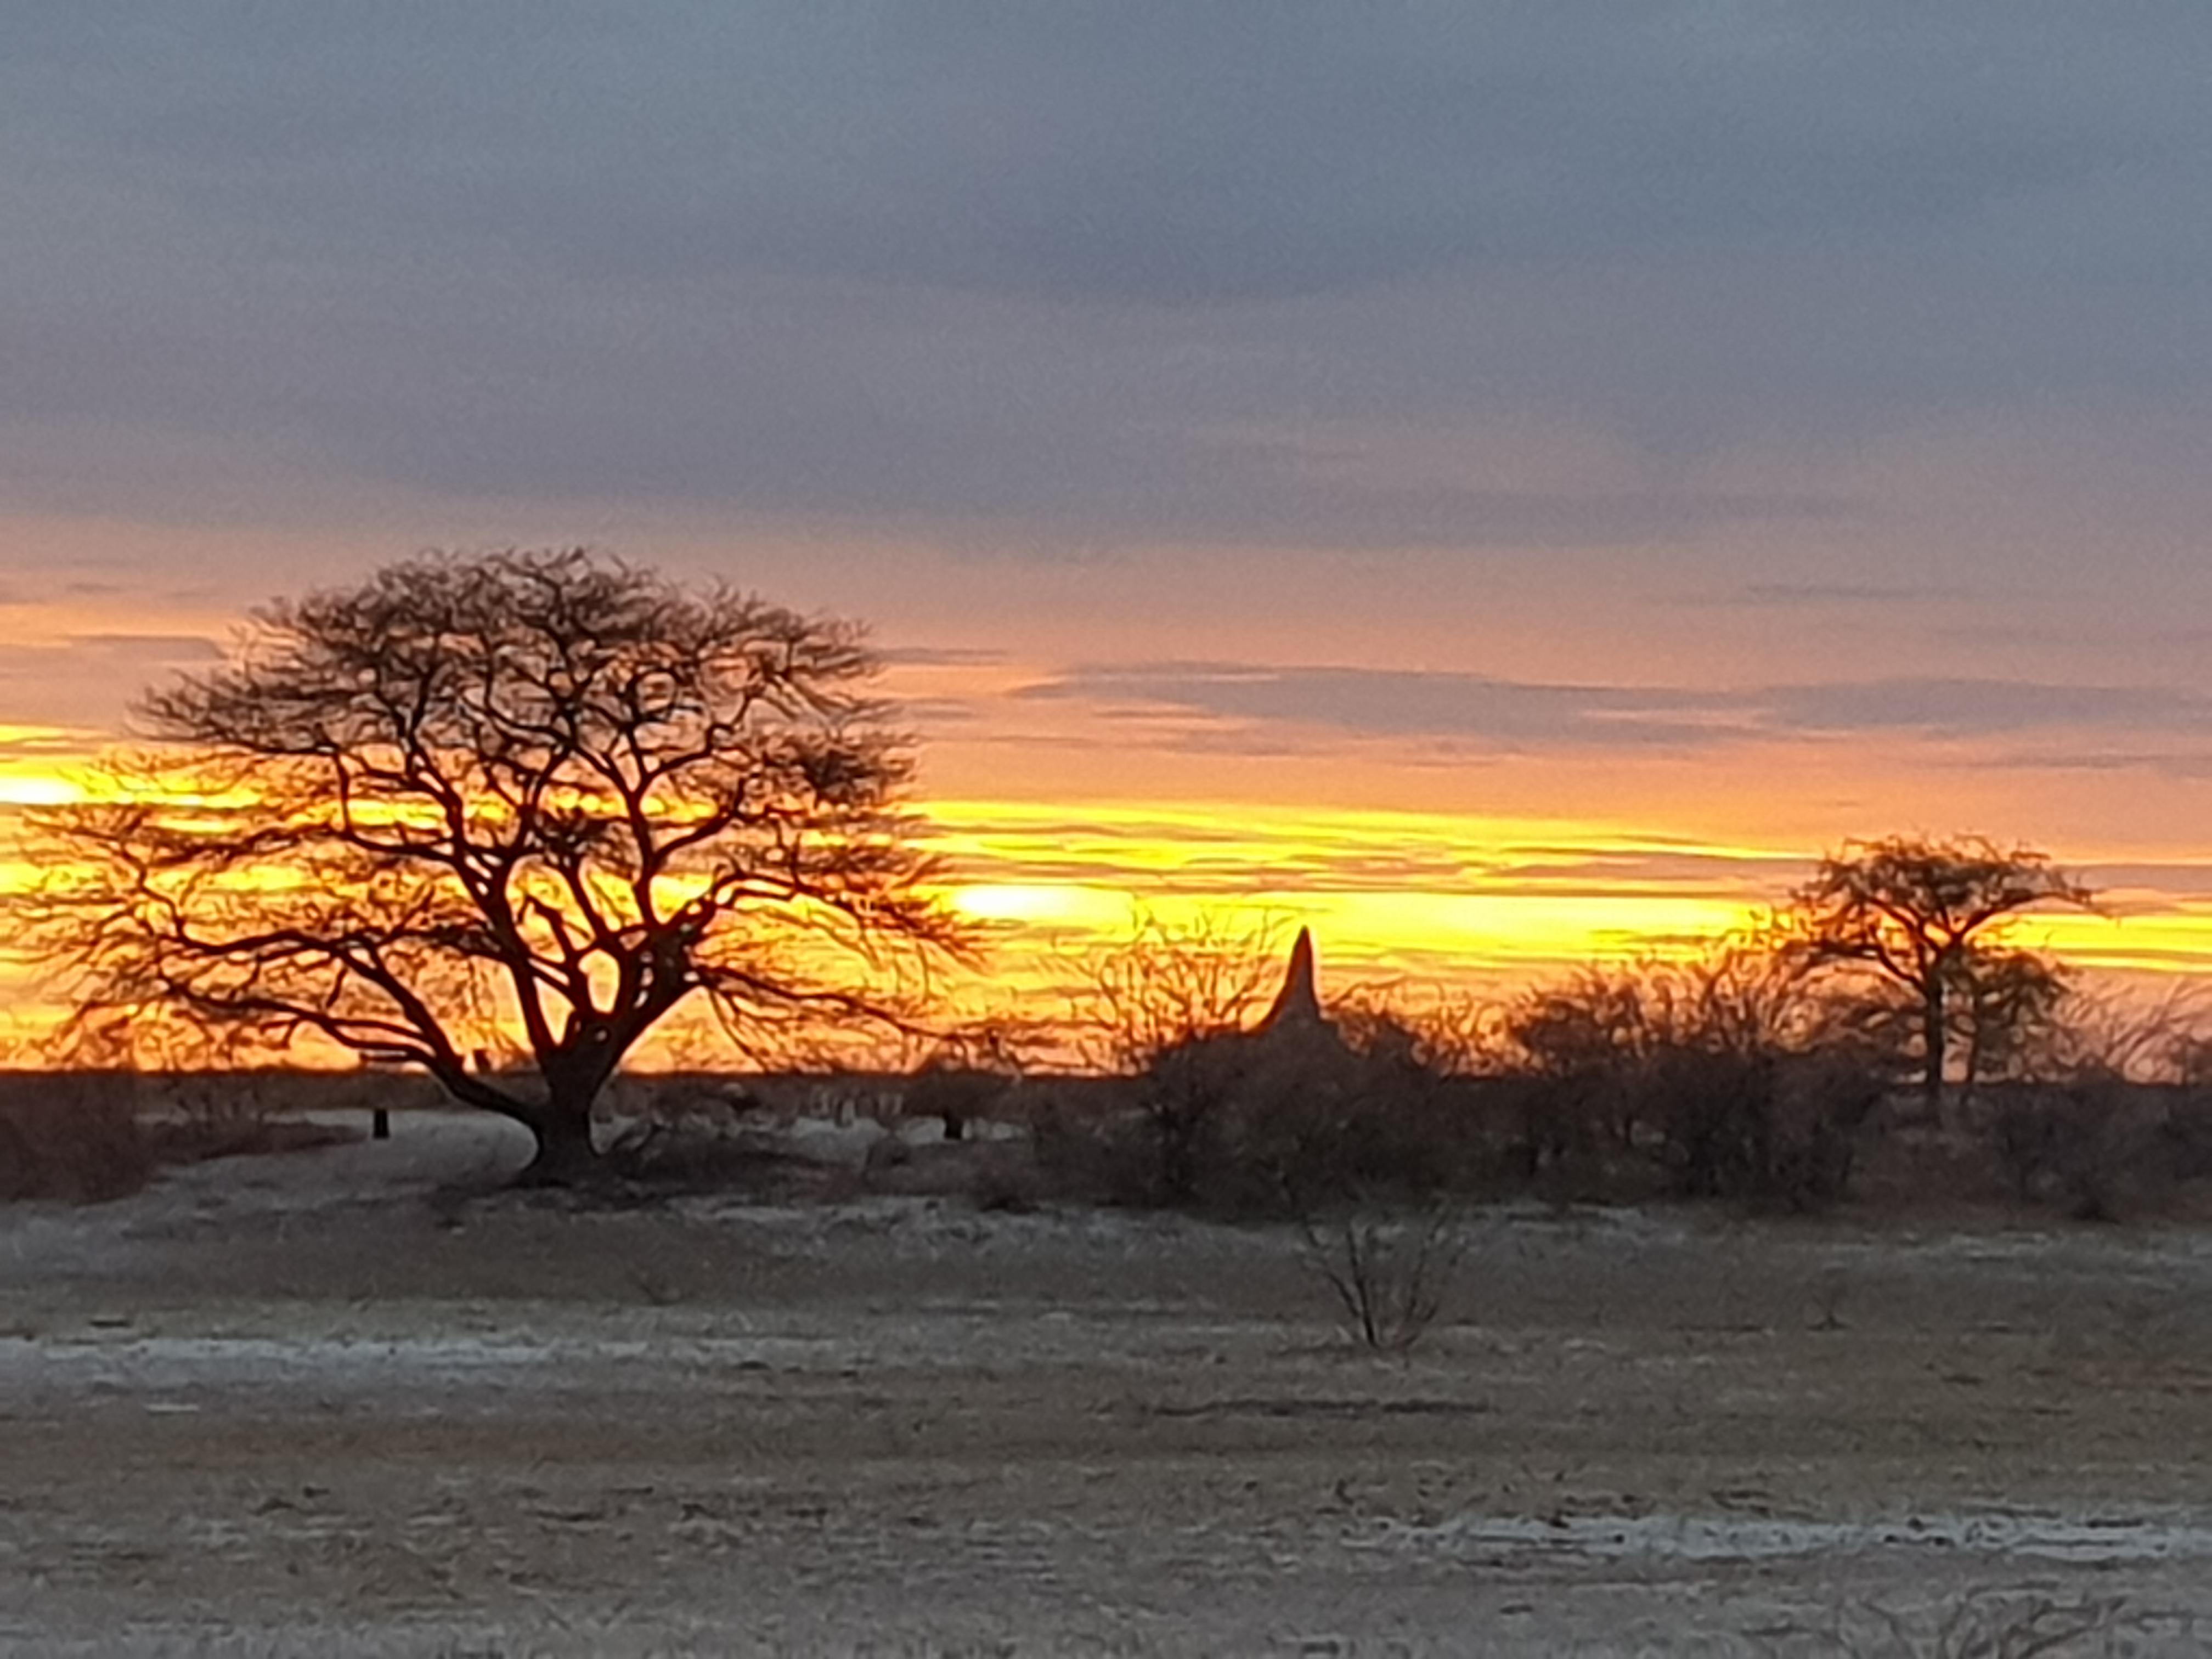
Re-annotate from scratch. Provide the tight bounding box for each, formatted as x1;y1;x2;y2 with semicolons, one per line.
1297;1199;1470;1352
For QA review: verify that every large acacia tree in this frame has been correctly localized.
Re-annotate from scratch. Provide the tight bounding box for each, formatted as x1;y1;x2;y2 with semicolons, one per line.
25;549;966;1182
1788;836;2092;1114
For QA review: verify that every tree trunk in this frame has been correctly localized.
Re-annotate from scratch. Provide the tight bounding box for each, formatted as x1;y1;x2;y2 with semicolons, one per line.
1921;984;1947;1126
518;1094;601;1186
514;1045;619;1186
1962;1011;1986;1108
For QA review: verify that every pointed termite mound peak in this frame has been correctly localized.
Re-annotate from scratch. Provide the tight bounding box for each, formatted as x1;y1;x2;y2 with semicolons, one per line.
1259;925;1324;1032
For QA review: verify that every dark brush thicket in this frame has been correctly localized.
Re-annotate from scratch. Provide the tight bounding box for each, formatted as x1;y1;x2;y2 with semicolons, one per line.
1030;856;2212;1221
1030;975;2212;1222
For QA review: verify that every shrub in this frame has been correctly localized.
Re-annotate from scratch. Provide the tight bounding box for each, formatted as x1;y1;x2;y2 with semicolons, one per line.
1638;1047;1883;1207
1987;1073;2212;1221
0;1072;154;1203
1503;939;1898;1208
1099;1017;1475;1214
1025;1082;1149;1205
1297;1197;1469;1352
1234;1036;1472;1211
1978;985;2212;1219
1127;1029;1257;1204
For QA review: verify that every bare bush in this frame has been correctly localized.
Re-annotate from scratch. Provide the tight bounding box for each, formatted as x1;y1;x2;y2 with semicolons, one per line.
1982;983;2212;1220
1075;909;1286;1066
1069;924;1515;1211
1330;981;1505;1076
1296;1197;1469;1352
1074;1007;1476;1214
1985;1074;2212;1222
1071;910;1287;1203
2017;980;2212;1086
1503;937;1897;1207
1024;1079;1144;1205
0;1073;153;1203
1243;1038;1479;1211
1136;1030;1262;1204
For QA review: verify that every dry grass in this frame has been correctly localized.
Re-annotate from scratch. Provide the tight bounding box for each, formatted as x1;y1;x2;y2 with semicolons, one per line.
1792;1591;2184;1656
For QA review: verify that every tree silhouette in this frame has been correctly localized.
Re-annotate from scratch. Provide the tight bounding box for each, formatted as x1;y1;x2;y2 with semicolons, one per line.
1788;836;2091;1115
1075;909;1288;1203
22;549;966;1182
1076;908;1287;1071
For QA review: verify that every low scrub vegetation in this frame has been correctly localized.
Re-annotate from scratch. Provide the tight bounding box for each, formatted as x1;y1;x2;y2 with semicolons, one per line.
0;1073;153;1203
1794;1590;2164;1656
15;873;2212;1234
0;1069;411;1205
1035;920;2212;1226
1497;942;1898;1210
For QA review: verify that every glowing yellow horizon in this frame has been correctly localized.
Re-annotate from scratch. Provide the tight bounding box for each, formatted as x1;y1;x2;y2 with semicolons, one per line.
930;794;1793;974
11;770;2212;1062
923;795;2212;1020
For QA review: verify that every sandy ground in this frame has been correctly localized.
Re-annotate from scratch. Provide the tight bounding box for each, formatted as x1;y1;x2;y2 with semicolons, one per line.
4;1113;2212;1656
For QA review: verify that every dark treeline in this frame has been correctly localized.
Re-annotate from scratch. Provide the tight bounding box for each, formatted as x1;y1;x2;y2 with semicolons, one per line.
943;838;2212;1224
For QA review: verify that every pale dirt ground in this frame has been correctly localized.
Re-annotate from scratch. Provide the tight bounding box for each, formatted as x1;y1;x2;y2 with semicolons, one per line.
4;1112;2212;1656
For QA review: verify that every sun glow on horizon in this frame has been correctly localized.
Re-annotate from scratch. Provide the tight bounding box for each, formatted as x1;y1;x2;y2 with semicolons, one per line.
922;794;1796;976
912;795;2212;1023
0;775;81;808
13;774;2212;1060
948;882;1134;929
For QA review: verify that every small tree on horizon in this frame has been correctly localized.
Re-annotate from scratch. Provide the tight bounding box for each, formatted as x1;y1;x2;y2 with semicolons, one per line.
18;549;968;1183
1787;836;2092;1116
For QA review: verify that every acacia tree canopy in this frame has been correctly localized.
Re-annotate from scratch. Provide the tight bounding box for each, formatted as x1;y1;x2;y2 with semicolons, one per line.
24;549;967;1181
1788;835;2092;1108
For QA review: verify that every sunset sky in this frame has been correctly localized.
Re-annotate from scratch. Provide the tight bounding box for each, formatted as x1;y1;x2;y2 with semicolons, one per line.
7;7;2212;1032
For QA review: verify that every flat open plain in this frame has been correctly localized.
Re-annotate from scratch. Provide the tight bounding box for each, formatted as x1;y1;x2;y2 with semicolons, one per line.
4;1112;2212;1655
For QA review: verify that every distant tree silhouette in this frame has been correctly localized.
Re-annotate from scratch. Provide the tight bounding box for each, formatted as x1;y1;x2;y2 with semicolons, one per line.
1788;836;2091;1116
1076;908;1286;1070
1076;909;1287;1202
21;549;966;1182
